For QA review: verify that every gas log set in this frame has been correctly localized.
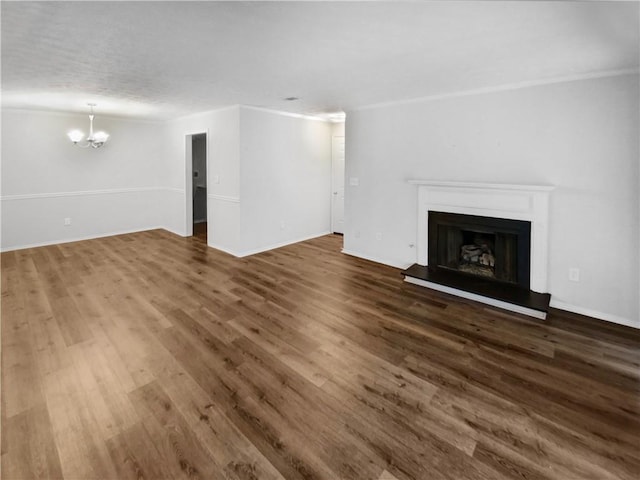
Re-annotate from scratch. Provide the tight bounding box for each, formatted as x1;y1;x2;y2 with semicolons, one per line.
459;241;496;278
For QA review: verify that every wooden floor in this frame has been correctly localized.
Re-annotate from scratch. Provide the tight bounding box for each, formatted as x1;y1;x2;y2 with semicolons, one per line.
193;222;207;243
2;230;639;480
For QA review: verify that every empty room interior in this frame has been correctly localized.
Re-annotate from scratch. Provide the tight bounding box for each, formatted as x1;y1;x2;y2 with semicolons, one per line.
2;2;640;479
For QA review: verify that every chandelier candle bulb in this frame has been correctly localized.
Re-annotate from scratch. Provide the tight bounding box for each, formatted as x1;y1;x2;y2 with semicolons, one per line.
67;130;84;143
93;131;109;143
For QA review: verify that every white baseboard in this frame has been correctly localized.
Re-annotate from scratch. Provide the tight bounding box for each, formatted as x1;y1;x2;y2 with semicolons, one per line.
207;242;242;257
235;231;332;258
0;226;164;252
340;248;412;270
161;226;186;237
549;299;638;329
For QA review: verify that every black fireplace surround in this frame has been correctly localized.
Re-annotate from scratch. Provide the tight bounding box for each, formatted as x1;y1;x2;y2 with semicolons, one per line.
428;211;531;288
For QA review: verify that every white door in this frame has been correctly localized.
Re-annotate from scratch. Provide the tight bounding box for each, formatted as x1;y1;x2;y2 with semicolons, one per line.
331;136;345;234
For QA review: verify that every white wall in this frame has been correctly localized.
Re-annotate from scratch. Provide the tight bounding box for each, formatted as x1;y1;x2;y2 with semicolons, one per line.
237;107;332;255
162;106;241;253
162;106;331;256
3;105;332;259
1;110;166;250
344;74;640;327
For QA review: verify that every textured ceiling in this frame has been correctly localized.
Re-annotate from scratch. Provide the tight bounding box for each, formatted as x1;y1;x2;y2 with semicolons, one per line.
2;1;639;120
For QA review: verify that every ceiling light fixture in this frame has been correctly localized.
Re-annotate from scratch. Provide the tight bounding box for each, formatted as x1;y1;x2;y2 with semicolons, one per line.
68;103;109;148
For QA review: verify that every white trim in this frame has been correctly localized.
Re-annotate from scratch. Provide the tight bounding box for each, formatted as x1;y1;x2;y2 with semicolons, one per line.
1;107;166;124
208;194;240;203
162;226;184;237
172;104;239;122
236;231;332;258
341;248;412;270
1;187;160;201
331;135;345;234
163;187;185;195
550;299;639;330
352;68;639;112
404;276;547;319
407;180;554;192
208;243;242;257
0;226;164;253
240;105;330;123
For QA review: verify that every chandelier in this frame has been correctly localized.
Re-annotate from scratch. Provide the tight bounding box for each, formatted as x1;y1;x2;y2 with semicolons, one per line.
68;103;109;148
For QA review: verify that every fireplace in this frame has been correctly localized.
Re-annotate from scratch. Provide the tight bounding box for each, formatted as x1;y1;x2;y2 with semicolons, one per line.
428;211;531;288
403;180;553;319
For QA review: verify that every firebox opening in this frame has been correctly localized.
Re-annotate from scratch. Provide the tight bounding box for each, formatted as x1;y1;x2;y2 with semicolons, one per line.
428;211;531;289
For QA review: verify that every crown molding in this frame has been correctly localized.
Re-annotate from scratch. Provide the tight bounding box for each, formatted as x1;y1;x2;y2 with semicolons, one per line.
240;105;331;123
0;107;166;124
172;104;240;122
351;68;640;112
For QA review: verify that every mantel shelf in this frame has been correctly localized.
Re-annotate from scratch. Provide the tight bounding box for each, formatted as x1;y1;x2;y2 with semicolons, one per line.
407;180;555;192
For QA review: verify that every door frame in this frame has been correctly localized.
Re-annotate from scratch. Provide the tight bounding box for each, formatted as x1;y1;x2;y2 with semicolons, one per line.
184;130;209;237
331;135;345;234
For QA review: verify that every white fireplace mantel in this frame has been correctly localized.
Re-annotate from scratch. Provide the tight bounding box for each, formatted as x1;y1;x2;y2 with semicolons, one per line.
409;180;554;293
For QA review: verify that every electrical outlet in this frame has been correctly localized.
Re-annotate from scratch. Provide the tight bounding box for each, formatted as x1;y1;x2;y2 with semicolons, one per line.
569;268;580;282
64;217;71;226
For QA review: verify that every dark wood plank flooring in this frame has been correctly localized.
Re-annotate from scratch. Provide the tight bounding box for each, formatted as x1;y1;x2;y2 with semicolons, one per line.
2;230;639;480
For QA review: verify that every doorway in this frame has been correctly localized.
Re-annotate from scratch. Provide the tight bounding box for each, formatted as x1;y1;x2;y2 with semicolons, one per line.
331;135;345;234
185;132;208;241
